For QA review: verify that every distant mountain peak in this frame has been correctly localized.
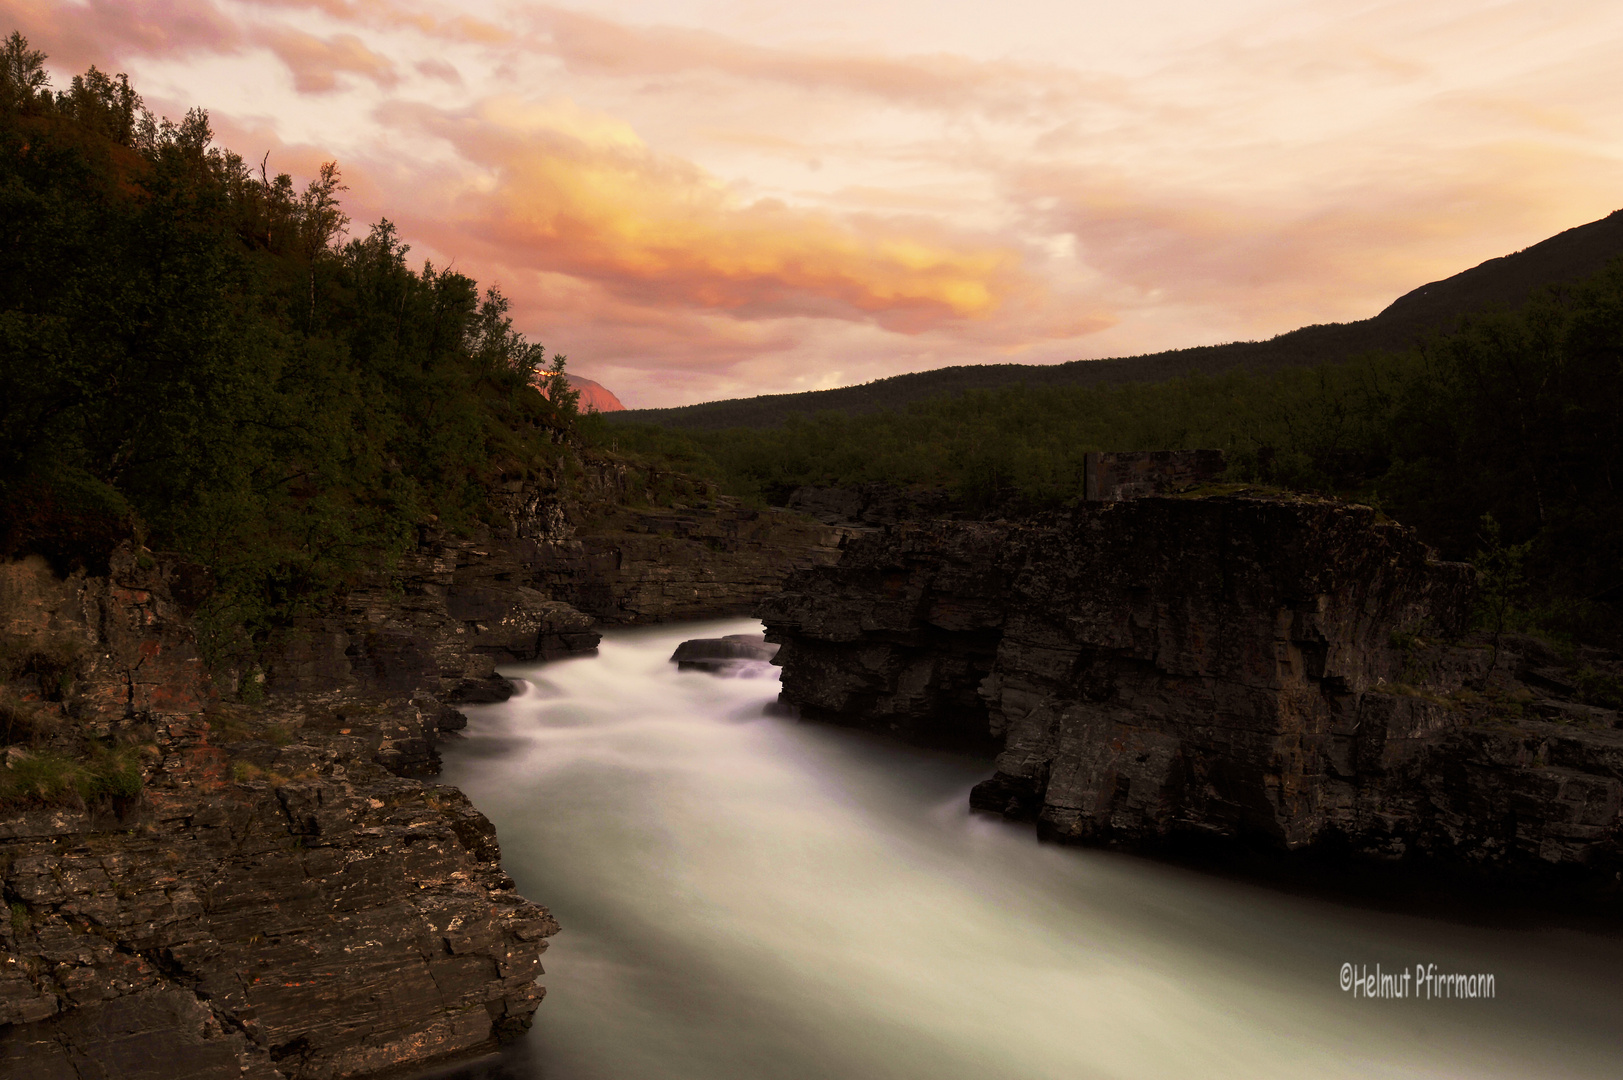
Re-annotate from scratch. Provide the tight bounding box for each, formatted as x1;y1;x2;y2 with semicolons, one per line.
534;372;626;413
567;374;625;413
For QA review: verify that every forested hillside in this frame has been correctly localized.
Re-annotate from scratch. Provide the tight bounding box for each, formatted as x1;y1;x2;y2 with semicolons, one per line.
0;34;577;645
615;209;1623;431
593;263;1623;645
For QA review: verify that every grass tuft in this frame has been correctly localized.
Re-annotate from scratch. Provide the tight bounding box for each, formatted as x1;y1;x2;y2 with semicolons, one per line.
0;744;146;807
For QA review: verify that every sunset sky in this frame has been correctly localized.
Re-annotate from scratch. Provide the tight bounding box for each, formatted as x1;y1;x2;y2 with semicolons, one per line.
9;1;1623;407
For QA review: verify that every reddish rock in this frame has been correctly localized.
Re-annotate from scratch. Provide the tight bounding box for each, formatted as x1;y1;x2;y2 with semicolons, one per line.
566;374;625;413
532;372;625;412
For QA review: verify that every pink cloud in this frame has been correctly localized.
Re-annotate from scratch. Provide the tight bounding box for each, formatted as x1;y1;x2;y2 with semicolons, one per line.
1;2;398;97
238;0;508;43
0;0;240;71
10;0;1621;409
525;5;1132;120
1003;136;1623;338
260;26;396;92
414;55;460;84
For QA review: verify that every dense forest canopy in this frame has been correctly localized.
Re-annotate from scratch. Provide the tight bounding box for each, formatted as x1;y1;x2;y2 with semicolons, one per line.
593;263;1623;645
0;34;576;651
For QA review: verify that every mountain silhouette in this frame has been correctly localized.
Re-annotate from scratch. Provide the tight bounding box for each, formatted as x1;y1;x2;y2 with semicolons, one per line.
614;209;1623;430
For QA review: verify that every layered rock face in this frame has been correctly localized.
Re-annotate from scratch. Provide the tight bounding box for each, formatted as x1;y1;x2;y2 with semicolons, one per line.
262;528;604;707
761;494;1623;879
0;552;557;1078
262;468;846;702
0;455;846;1078
533;502;848;626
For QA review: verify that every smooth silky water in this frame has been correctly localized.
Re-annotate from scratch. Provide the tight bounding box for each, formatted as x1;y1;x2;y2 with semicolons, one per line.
435;620;1623;1080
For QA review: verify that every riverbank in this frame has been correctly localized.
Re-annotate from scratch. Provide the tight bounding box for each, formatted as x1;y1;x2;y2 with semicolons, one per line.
4;474;1620;1077
0;478;846;1079
435;621;1623;1080
762;492;1623;894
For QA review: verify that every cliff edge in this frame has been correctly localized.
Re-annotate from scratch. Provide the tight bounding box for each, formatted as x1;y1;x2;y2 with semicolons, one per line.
0;548;557;1078
760;493;1623;884
0;462;847;1078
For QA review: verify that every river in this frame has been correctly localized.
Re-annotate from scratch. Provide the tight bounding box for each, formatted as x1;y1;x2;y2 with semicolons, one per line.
436;619;1623;1080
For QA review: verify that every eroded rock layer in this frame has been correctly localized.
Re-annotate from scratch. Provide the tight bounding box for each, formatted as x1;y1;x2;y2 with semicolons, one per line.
0;463;846;1078
760;494;1623;879
260;472;847;703
0;551;556;1079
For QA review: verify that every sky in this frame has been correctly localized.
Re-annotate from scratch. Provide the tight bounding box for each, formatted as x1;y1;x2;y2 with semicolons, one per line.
8;1;1623;407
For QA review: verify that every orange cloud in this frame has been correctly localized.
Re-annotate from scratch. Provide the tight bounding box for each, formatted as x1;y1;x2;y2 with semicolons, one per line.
387;97;1034;333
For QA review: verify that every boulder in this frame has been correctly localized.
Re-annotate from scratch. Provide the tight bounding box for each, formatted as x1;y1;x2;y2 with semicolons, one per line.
670;634;780;675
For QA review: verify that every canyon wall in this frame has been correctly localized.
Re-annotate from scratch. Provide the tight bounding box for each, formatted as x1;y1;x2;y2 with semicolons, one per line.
0;457;846;1079
261;466;847;703
761;493;1623;881
0;549;556;1078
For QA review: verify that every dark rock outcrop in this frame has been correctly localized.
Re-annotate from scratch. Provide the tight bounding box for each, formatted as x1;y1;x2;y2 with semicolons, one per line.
258;467;846;704
0;552;558;1079
760;493;1623;882
259;532;603;706
786;483;956;527
0;453;846;1077
670;634;779;674
532;502;849;626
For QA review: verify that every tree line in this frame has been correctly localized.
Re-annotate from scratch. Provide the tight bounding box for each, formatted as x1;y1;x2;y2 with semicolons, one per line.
0;34;576;652
591;264;1623;646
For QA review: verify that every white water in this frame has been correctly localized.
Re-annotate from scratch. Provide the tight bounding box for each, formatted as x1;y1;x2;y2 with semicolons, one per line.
437;620;1623;1080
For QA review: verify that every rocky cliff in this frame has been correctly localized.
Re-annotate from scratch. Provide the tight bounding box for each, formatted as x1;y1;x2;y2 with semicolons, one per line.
0;456;846;1078
254;462;846;703
0;549;556;1078
760;492;1623;883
